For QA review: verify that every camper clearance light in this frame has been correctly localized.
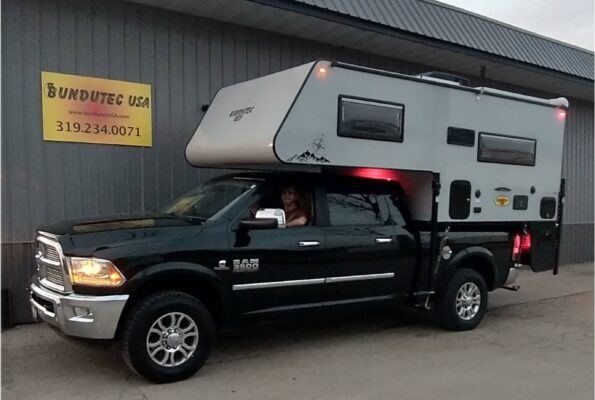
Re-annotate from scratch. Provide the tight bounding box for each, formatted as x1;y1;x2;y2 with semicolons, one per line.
556;109;567;121
316;65;329;79
350;168;399;181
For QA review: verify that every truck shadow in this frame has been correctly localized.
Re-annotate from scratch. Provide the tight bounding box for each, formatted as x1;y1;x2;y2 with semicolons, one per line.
21;306;437;385
211;305;437;362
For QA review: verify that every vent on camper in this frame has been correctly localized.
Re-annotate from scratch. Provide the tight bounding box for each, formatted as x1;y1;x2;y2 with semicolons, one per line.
417;72;470;86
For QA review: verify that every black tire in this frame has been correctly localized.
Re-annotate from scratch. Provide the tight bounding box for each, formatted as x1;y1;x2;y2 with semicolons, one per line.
435;268;488;331
120;291;215;383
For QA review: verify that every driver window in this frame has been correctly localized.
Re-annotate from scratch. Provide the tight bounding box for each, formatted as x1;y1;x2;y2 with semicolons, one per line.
249;185;314;228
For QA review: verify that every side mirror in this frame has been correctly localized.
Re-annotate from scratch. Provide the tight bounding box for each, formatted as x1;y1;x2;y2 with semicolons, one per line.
239;218;278;231
255;208;286;228
237;208;286;231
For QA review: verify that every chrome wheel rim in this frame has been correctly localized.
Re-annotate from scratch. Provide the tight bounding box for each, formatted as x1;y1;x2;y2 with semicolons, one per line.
146;312;199;367
455;282;481;321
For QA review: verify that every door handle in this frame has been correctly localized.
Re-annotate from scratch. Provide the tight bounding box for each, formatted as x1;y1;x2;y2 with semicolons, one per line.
375;238;394;244
299;241;320;247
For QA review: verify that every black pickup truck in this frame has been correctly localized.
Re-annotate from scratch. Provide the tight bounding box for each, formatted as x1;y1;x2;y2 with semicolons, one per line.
31;171;522;383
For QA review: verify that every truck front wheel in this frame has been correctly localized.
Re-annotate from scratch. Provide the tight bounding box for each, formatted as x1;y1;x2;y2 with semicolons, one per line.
435;268;488;331
120;291;215;383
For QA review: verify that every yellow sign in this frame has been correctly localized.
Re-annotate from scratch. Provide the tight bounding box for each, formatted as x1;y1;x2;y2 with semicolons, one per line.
41;72;152;147
495;195;510;207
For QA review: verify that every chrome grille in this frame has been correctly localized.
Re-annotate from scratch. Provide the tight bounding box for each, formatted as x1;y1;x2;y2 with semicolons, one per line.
40;242;60;263
37;236;65;290
44;263;65;286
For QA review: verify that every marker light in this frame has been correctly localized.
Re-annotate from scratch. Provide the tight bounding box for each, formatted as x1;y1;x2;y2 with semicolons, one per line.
350;168;399;181
556;109;567;121
316;66;328;79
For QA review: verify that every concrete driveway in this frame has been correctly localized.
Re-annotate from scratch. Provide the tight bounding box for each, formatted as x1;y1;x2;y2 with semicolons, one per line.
2;263;593;400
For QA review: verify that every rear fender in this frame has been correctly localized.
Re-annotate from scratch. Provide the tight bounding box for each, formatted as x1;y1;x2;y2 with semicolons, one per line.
437;247;498;291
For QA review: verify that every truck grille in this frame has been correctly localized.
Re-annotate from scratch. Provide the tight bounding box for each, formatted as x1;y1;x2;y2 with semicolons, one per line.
37;236;66;290
40;242;60;263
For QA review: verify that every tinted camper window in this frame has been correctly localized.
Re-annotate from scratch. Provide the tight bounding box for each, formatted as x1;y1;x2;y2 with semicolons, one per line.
478;133;536;166
338;96;404;142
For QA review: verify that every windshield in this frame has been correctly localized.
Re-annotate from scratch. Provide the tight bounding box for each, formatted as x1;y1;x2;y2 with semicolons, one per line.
162;178;257;220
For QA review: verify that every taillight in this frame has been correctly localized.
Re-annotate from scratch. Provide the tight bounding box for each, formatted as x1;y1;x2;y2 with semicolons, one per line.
512;234;521;260
521;233;531;252
512;232;531;261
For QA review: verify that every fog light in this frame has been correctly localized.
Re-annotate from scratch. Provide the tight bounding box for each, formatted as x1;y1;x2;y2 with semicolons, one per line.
73;306;91;317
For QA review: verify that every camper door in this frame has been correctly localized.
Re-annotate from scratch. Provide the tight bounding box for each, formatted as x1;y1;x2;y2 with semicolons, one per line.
528;179;565;272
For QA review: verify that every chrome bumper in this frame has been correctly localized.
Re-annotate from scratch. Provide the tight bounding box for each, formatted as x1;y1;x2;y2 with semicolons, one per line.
30;282;129;339
504;265;520;286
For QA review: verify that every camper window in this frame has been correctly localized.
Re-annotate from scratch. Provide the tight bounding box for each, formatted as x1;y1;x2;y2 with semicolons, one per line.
338;96;404;142
477;133;536;166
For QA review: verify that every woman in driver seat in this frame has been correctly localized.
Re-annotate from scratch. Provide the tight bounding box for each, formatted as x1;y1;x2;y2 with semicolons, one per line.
281;185;309;227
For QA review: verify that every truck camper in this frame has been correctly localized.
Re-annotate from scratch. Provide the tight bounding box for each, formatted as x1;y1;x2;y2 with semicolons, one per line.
31;60;567;382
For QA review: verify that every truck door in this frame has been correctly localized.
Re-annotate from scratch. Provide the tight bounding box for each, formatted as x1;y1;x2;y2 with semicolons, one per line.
228;183;328;314
320;180;416;301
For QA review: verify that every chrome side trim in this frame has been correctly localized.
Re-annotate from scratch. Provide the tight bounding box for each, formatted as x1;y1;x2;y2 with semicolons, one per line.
232;273;395;291
325;272;395;283
233;278;325;291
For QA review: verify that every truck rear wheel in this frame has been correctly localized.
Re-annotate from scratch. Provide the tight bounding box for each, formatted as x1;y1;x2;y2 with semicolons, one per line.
435;268;488;331
120;291;214;383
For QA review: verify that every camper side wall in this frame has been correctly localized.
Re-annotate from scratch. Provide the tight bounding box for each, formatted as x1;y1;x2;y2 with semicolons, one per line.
274;61;565;225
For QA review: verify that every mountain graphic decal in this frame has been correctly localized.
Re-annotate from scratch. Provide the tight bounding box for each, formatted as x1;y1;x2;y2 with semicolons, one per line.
287;151;330;164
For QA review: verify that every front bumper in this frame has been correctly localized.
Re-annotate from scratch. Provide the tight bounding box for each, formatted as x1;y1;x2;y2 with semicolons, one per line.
30;282;129;339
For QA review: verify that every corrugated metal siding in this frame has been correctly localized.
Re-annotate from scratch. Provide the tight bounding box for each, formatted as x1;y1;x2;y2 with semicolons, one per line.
559;100;594;263
563;100;594;225
1;0;592;324
288;0;594;80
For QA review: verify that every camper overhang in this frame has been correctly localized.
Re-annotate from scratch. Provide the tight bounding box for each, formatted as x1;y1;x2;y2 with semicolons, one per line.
186;60;566;223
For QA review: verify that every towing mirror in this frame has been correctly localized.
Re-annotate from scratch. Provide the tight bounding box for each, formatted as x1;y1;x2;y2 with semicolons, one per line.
255;208;286;228
239;218;278;231
238;208;286;231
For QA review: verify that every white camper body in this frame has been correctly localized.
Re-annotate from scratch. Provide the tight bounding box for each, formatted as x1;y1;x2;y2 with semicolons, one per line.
186;60;567;224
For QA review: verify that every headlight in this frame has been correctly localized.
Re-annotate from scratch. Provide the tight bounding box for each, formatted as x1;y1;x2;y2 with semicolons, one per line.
68;257;125;287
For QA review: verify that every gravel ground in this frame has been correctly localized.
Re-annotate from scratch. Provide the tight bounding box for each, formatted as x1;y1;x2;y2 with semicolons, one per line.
2;263;593;400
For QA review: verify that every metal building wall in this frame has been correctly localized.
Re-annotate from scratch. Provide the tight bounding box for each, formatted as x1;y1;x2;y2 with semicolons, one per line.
2;0;593;325
560;100;594;263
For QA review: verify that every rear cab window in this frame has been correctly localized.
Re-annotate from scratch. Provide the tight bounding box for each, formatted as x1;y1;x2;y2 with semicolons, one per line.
324;179;407;226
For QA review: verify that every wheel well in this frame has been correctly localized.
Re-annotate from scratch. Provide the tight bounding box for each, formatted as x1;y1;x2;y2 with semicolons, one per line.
116;274;224;338
457;255;495;290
